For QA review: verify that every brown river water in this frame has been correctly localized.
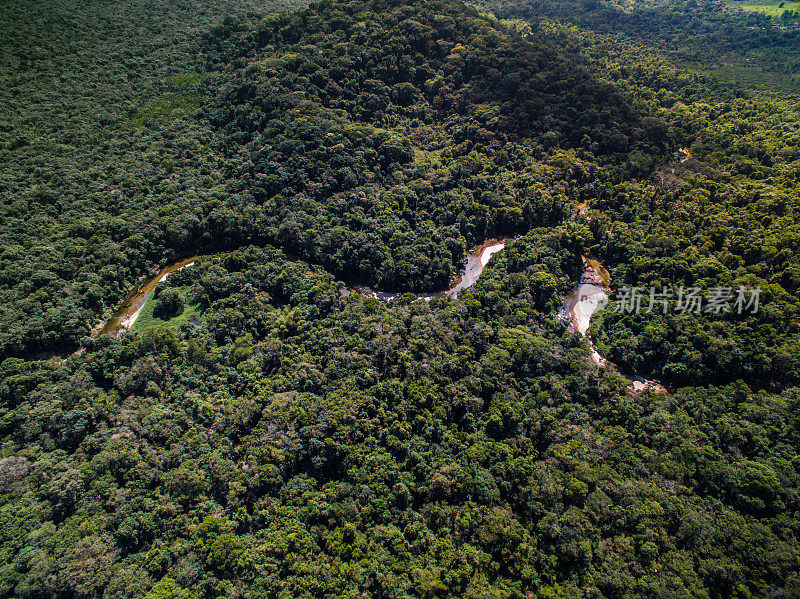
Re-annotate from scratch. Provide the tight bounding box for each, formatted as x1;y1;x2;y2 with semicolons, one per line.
94;242;667;394
96;240;508;337
560;257;667;394
96;256;200;337
355;238;507;302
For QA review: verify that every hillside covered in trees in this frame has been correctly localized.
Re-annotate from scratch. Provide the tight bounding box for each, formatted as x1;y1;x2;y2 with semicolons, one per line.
0;0;671;358
1;0;800;597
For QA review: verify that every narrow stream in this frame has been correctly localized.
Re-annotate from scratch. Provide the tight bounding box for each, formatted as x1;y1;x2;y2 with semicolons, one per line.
560;257;668;393
96;239;508;337
95;241;665;395
355;239;507;302
559;257;610;366
96;256;200;337
448;239;506;298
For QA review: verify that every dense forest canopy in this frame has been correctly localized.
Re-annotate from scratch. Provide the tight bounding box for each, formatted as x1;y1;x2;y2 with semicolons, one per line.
3;241;800;598
479;0;800;90
201;0;671;292
0;0;671;358
1;0;800;597
0;0;299;358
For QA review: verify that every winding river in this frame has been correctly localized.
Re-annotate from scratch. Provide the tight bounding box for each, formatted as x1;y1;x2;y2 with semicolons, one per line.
96;256;200;337
96;240;508;337
560;257;668;394
94;239;668;394
559;257;610;366
449;239;506;298
355;239;507;302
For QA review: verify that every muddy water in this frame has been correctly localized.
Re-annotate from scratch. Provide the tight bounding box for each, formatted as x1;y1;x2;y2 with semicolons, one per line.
97;239;508;337
96;256;200;337
356;239;507;302
561;282;609;366
447;239;505;298
560;257;610;367
560;257;668;393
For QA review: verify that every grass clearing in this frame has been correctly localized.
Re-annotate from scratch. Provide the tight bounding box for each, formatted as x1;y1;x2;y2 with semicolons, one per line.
726;0;800;18
130;285;203;334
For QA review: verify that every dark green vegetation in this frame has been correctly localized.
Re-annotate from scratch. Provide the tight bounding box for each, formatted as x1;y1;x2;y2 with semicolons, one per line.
2;0;800;597
481;0;800;92
0;0;671;358
0;0;300;358
478;0;800;386
152;288;187;320
2;244;799;598
202;0;668;294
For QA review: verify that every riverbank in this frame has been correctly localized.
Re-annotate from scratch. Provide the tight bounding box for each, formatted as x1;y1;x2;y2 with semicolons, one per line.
446;238;506;299
560;257;668;393
559;256;610;366
95;239;509;337
95;256;200;337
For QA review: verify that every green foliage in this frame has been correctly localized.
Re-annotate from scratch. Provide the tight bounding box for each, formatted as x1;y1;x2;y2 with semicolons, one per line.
0;0;671;358
152;287;186;319
0;245;798;598
131;290;202;335
0;0;304;358
729;0;800;18
480;0;800;92
2;0;800;597
145;578;196;599
202;0;667;293
131;93;203;128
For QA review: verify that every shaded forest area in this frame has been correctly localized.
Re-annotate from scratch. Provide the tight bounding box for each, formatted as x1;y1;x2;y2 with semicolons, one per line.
475;0;800;385
0;0;300;357
480;0;800;88
202;0;670;291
